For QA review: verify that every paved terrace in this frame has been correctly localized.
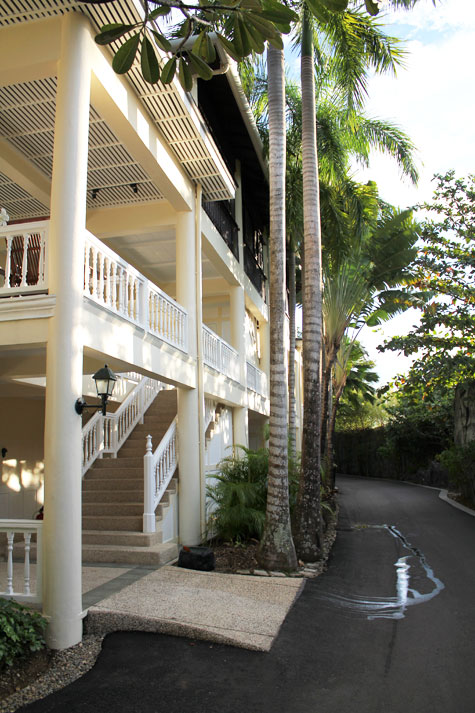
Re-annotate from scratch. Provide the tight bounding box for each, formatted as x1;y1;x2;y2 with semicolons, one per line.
0;561;304;652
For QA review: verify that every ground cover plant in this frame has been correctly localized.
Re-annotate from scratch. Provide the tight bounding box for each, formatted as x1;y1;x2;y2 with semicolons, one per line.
0;598;47;670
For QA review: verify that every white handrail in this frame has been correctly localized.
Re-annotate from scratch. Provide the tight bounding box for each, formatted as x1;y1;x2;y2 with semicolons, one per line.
246;361;268;397
0;520;43;604
81;377;163;476
202;325;240;382
84;231;188;352
0;222;48;295
143;418;178;533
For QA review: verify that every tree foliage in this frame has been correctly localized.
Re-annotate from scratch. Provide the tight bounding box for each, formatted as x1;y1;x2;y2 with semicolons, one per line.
382;172;475;394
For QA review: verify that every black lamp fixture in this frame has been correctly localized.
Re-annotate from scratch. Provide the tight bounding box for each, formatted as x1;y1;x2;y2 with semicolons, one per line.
75;364;117;417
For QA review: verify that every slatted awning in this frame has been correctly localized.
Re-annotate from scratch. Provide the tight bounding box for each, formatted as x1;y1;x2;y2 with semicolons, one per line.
0;0;237;220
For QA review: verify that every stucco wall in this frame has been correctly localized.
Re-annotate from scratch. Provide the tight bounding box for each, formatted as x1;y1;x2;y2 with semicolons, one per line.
0;397;44;519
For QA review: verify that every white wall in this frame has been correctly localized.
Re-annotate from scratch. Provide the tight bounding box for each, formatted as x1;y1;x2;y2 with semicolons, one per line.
0;397;44;519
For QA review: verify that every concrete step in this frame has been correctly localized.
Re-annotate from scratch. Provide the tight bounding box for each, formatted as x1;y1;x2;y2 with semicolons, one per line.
82;529;164;547
82;515;153;531
82;502;145;516
93;457;143;468
83;477;143;491
86;467;143;479
83;489;144;503
82;541;178;566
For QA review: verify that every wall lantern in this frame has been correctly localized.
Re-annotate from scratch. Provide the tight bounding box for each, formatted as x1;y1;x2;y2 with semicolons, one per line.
75;364;117;417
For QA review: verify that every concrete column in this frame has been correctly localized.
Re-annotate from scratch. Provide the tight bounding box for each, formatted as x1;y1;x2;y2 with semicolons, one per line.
176;206;203;545
229;284;248;450
43;13;91;649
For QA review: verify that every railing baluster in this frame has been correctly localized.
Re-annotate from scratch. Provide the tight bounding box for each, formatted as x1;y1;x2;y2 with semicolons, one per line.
24;532;31;595
6;532;14;595
20;234;30;287
4;236;12;287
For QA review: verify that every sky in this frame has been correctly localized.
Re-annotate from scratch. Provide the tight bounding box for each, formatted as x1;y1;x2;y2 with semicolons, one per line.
290;0;475;385
355;0;475;385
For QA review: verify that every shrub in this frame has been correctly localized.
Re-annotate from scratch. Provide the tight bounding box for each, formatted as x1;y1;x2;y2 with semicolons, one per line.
0;598;47;670
206;446;300;543
438;441;475;507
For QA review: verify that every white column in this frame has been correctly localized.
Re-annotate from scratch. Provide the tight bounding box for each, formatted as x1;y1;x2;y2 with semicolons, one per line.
43;13;91;650
229;285;248;449
176;205;203;545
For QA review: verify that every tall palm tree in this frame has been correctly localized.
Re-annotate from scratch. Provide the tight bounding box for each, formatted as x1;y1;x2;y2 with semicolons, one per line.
257;44;297;572
293;0;426;561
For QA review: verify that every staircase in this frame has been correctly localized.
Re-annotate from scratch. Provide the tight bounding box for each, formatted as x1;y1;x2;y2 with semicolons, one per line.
81;389;179;566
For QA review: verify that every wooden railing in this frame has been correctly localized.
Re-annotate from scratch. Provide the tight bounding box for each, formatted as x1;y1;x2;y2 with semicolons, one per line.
0;521;43;604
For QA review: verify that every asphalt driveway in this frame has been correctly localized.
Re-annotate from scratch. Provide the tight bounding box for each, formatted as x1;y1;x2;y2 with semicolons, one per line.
19;476;475;713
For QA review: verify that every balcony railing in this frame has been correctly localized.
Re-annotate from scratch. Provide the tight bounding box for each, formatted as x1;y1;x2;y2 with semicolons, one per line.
0;222;48;295
0;222;188;353
203;201;239;261
246;361;267;398
243;243;266;300
202;325;240;382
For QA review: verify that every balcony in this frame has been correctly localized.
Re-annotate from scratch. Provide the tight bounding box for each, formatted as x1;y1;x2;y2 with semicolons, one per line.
202;325;240;382
1;222;188;354
202;200;239;261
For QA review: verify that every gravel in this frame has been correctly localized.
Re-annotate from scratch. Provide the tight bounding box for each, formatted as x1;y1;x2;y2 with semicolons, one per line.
0;635;104;713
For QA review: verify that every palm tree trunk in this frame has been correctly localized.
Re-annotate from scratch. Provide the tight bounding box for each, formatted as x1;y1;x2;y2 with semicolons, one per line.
293;6;323;562
257;43;297;572
320;348;334;482
288;245;297;461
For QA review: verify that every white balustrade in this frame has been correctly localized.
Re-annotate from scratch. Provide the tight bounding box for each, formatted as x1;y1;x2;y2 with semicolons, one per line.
143;419;178;533
0;222;48;295
84;231;188;352
81;376;164;475
0;521;43;604
246;361;268;397
202;325;240;382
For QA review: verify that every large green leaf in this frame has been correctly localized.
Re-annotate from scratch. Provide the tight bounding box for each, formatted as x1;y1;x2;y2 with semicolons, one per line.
178;57;193;92
149;5;171;19
160;56;177;84
95;23;136;46
112;33;141;74
151;29;172;52
318;0;349;10
215;34;242;62
364;0;381;15
261;0;298;24
141;36;160;84
187;51;214;80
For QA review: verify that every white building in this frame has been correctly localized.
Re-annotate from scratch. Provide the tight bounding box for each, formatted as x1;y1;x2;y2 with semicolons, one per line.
0;1;303;650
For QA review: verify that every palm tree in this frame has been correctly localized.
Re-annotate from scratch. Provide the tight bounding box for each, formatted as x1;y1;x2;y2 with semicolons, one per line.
257;44;297;572
292;0;427;561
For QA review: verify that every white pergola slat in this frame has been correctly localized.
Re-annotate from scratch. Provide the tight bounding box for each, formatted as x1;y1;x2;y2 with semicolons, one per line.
0;0;235;221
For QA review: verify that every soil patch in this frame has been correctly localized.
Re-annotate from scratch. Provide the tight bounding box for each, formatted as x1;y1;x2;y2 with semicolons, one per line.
212;541;260;573
0;649;52;699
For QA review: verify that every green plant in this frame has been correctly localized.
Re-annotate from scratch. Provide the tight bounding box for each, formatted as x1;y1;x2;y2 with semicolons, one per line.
206;445;300;543
0;598;47;669
438;441;475;506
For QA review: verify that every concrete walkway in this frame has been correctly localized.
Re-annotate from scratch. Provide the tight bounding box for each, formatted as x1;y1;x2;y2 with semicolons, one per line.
85;565;305;651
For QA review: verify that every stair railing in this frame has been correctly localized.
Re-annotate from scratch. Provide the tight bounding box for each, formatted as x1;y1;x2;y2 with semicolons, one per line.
143;418;178;533
81;376;164;476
